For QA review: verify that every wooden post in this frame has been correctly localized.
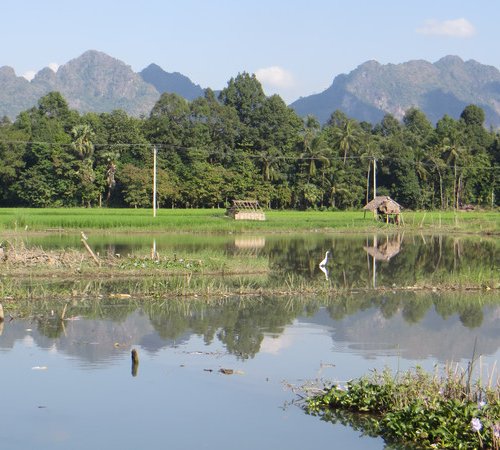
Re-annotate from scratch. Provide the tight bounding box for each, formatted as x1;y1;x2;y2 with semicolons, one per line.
131;349;139;377
80;232;100;266
153;145;157;218
0;303;4;322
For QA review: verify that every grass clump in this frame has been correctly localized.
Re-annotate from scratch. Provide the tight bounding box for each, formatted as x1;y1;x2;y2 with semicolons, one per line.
307;364;500;449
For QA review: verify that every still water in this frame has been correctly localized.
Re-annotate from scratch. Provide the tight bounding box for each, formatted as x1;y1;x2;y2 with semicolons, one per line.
1;233;499;449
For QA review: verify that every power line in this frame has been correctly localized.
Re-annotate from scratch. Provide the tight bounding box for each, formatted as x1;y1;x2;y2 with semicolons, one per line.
0;139;498;171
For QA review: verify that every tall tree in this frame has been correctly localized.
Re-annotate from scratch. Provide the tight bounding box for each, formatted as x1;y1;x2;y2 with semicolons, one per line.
330;118;362;164
72;124;97;206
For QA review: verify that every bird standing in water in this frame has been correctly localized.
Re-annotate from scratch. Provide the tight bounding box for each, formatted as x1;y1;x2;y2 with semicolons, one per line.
319;250;330;267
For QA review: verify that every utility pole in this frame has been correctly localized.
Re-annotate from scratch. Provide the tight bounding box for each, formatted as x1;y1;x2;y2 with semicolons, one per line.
153;145;157;217
373;157;377;200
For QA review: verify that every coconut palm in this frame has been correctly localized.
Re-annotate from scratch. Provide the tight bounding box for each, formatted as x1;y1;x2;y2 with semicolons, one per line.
331;119;362;164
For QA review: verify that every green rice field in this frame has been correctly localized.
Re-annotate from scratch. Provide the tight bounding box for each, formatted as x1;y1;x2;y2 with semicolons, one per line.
0;208;498;234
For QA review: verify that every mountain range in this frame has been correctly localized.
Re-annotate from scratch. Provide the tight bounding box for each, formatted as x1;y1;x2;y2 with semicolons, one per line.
2;50;500;128
290;55;500;127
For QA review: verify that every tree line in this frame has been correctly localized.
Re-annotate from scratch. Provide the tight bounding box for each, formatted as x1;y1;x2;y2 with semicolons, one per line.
0;72;498;209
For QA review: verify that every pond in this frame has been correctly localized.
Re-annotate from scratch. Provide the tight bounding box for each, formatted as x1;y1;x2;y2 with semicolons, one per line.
15;231;500;290
0;233;499;449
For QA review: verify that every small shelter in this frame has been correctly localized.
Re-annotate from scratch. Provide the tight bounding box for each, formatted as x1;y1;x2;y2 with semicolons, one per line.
226;200;266;221
363;196;403;224
363;234;402;262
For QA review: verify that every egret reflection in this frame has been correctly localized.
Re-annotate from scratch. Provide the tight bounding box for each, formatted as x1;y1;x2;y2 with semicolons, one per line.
319;250;331;280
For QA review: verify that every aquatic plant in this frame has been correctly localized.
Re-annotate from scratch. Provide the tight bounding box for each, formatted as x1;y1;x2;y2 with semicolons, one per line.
306;364;500;449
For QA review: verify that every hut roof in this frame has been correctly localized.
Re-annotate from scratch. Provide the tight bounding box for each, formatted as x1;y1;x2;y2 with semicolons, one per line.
229;200;263;211
226;199;266;221
363;196;402;213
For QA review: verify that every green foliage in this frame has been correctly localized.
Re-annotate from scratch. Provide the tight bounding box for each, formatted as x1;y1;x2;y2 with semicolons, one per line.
307;366;500;449
0;88;498;210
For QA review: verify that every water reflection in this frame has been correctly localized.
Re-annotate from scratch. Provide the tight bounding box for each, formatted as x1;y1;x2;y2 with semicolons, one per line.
2;292;498;365
17;232;499;290
1;293;498;450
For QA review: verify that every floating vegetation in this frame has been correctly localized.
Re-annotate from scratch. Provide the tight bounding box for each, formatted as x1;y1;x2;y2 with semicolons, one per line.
306;362;500;449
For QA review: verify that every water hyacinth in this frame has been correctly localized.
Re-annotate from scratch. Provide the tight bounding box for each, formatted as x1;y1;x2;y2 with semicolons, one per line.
493;423;500;439
471;417;482;432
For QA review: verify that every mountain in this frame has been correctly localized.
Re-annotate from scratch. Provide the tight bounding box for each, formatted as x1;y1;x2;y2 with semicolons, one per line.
0;66;44;118
139;63;204;100
0;51;209;120
0;50;161;119
290;56;500;127
3;51;500;128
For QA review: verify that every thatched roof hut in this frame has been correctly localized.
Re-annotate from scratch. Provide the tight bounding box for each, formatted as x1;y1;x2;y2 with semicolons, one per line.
226;200;266;221
363;196;403;224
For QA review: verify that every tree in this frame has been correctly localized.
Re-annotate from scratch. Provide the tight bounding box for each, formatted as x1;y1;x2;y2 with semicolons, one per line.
145;93;190;148
360;137;383;204
219;72;266;126
0;124;28;205
13;93;80;206
460;104;485;128
72;124;97;206
189;89;240;165
330;118;362;164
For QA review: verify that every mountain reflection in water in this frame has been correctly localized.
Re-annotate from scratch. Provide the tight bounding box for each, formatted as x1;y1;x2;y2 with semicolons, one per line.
1;293;498;366
0;293;498;450
1;233;498;450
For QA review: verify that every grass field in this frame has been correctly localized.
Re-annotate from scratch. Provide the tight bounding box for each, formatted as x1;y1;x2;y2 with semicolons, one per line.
0;207;498;234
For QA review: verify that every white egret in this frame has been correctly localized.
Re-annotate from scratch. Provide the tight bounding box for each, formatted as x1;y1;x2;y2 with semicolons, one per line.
319;250;330;268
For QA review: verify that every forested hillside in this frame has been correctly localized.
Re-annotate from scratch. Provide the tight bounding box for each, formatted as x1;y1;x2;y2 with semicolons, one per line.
291;56;500;127
0;73;498;210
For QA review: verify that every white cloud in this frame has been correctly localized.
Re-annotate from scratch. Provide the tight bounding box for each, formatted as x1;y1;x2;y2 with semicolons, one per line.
417;18;475;38
260;333;294;355
255;66;295;89
22;70;36;81
22;62;59;81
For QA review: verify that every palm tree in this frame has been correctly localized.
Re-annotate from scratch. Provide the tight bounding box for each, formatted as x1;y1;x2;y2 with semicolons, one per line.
360;140;383;204
302;135;331;181
444;138;468;209
71;124;95;160
428;145;447;209
331;119;362;164
71;124;96;207
300;117;330;182
258;147;281;182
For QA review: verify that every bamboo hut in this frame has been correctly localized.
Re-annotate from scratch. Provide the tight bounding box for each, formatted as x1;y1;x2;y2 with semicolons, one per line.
363;196;403;224
226;200;266;221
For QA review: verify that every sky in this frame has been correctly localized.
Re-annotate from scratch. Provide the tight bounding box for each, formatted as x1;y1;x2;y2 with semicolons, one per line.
2;0;500;104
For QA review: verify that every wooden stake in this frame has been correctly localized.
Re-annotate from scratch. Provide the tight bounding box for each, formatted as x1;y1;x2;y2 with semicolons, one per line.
80;232;100;266
60;303;67;321
131;348;139;377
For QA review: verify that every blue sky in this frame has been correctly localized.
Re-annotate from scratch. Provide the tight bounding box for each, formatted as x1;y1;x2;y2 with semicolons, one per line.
2;0;499;103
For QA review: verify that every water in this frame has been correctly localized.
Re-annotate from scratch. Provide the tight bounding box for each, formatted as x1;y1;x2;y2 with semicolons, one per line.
0;233;499;449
